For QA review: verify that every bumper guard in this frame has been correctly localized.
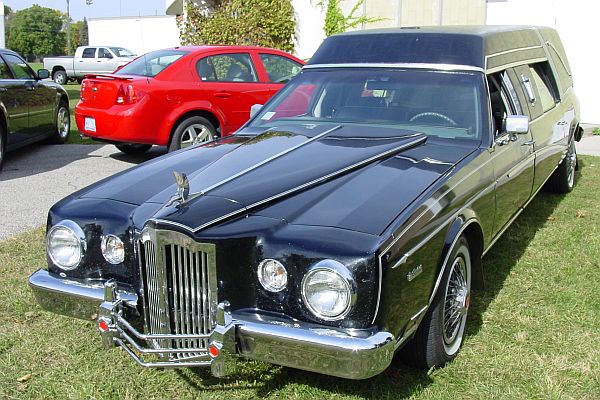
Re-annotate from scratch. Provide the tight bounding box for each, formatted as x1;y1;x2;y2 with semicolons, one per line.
29;269;395;380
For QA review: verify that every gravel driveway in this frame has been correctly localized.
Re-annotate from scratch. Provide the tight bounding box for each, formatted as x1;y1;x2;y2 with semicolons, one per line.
0;143;165;241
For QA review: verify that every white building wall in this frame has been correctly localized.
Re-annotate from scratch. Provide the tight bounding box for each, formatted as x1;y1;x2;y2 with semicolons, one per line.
89;15;181;56
292;0;326;60
487;0;599;123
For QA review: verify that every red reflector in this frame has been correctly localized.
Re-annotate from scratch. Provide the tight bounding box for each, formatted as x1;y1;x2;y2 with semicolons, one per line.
208;344;219;358
98;319;110;333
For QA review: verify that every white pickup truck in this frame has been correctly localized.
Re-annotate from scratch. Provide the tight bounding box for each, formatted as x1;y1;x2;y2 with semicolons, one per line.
43;46;137;84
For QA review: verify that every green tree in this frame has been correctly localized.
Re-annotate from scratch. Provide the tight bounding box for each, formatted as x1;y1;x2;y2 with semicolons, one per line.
80;17;89;46
320;0;383;36
7;5;66;61
180;0;296;53
4;5;13;45
68;20;88;54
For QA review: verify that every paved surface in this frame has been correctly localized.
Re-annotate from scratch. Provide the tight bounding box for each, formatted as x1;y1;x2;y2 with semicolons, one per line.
0;143;165;241
1;126;599;242
577;124;600;156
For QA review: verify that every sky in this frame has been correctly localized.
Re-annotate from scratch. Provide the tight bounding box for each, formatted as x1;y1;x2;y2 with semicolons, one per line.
4;0;167;21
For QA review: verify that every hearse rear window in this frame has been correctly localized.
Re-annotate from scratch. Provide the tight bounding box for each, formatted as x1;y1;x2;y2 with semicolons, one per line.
250;68;485;140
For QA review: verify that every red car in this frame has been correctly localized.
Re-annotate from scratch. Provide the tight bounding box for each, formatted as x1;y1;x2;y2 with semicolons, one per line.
75;46;304;154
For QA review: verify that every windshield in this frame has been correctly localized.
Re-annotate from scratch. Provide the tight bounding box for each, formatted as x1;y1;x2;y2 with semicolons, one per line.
115;49;189;77
250;68;485;140
110;47;136;57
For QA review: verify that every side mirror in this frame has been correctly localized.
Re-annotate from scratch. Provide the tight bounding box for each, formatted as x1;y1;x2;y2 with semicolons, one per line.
37;69;50;80
505;115;529;134
250;104;263;118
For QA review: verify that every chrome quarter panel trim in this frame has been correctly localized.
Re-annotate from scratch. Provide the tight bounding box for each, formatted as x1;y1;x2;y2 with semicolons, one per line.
28;269;137;320
304;63;484;73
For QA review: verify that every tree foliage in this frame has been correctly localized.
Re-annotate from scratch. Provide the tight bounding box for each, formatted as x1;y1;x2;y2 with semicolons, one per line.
179;0;296;53
68;18;89;54
321;0;382;36
7;5;66;60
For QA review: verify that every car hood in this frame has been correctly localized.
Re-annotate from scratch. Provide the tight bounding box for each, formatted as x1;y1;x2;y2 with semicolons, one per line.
80;124;474;235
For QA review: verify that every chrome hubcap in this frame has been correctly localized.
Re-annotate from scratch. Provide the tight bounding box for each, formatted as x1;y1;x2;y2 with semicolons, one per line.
442;254;469;354
57;107;70;138
179;123;212;149
566;140;576;188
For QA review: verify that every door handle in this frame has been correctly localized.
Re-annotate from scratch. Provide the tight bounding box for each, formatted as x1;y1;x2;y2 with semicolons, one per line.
557;121;567;126
522;140;535;146
214;92;231;99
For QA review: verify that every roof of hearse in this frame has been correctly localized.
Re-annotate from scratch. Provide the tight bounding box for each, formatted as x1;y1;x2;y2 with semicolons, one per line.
308;25;553;72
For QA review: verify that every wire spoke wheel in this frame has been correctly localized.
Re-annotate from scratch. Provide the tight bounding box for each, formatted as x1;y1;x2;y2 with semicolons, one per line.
442;253;470;355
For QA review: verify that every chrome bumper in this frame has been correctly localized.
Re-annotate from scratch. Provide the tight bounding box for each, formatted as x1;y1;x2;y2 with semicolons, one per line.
28;269;395;380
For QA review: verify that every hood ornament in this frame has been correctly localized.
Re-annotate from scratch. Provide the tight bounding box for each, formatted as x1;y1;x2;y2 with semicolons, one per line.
166;171;189;207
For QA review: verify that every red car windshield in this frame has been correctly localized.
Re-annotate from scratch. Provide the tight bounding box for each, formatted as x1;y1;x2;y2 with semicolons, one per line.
116;49;189;77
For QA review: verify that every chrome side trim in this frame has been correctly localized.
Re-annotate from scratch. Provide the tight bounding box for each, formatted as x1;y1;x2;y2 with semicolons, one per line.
486;57;547;75
485;44;543;60
482;161;560;257
191;125;342;199
304;62;484;73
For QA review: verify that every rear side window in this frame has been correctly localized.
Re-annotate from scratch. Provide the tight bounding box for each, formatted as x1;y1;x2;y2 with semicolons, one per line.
196;53;257;82
0;57;12;79
259;53;302;83
116;49;188;77
529;65;556;113
82;48;96;58
98;48;113;59
3;54;35;79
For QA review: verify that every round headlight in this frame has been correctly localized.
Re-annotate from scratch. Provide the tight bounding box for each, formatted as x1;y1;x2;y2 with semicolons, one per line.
46;220;86;270
101;235;125;264
257;259;288;292
302;260;355;320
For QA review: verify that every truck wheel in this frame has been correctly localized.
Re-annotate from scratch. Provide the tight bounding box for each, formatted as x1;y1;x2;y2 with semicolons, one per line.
51;101;70;144
169;116;217;152
52;70;67;85
115;143;152;155
400;236;471;369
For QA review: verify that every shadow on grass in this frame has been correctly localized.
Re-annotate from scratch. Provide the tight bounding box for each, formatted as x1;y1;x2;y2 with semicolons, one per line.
466;163;583;339
179;360;432;399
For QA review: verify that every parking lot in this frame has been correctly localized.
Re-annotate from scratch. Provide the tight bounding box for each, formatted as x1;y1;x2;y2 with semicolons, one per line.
0;143;165;241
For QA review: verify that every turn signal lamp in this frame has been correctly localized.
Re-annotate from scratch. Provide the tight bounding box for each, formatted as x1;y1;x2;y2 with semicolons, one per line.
208;344;220;358
98;317;111;333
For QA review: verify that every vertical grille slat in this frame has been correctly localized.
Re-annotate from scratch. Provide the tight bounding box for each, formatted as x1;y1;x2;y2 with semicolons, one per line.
139;228;216;360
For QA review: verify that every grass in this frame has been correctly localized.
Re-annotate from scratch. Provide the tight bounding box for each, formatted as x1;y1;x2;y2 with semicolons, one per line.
592;128;600;136
0;157;599;399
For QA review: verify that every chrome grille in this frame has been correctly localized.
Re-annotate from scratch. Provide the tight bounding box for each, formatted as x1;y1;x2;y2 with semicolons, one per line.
139;228;217;360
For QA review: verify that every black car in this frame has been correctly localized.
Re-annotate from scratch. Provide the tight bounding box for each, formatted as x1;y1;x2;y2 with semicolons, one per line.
29;26;581;379
0;49;70;171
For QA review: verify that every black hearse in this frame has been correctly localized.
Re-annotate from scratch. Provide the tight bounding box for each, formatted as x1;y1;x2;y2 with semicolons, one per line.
30;26;580;379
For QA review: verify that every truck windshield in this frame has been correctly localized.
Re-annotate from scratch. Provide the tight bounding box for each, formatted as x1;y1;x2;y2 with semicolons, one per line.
250;68;485;140
115;49;189;77
110;47;136;57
